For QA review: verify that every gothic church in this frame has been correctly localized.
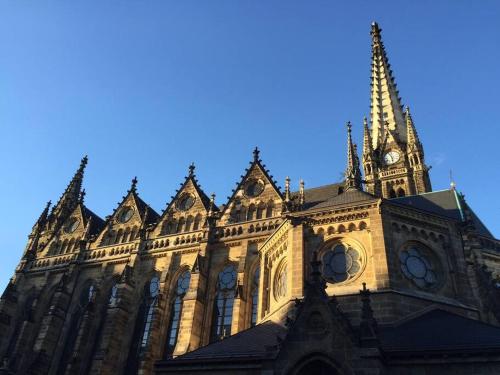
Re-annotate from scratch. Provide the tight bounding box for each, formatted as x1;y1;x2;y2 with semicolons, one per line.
1;23;500;375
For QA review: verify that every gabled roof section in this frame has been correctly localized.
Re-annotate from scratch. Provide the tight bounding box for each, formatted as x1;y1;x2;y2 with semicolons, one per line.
221;147;283;217
380;309;500;353
159;163;215;219
389;189;494;238
290;182;344;210
104;177;159;228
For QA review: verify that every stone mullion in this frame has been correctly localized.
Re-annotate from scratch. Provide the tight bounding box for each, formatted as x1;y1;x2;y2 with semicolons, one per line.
28;288;72;375
88;283;135;375
173;271;206;356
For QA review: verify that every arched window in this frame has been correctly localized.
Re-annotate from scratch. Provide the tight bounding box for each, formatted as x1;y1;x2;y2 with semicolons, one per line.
165;271;191;357
193;214;202;230
122;227;131;243
126;276;160;374
177;217;185;233
389;189;397;198
266;201;274;218
115;229;124;244
256;203;265;219
66;239;75;254
250;267;260;327
60;239;69;255
185;216;194;232
397;188;406;197
211;265;237;342
57;283;96;375
247;204;256;221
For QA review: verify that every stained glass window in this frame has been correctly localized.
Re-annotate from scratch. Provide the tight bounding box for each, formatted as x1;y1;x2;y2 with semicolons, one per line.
141;277;160;348
274;261;287;300
211;265;236;342
251;267;260;326
322;243;362;283
400;247;437;289
165;271;191;356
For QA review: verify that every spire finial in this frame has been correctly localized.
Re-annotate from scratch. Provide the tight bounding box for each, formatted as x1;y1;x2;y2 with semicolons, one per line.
345;121;362;190
362;116;374;157
253;147;260;162
208;193;216;216
130;176;138;193
450;170;456;190
284;176;291;203
188;162;195;177
80;155;88;169
299;179;305;207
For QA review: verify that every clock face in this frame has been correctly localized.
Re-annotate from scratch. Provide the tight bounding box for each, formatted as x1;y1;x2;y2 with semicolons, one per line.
384;151;400;165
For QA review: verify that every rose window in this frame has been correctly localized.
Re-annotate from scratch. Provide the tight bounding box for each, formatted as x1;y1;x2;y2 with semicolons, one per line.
322;243;363;283
400;247;437;289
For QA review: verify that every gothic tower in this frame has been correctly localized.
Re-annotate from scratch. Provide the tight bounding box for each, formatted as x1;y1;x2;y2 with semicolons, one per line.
363;22;431;198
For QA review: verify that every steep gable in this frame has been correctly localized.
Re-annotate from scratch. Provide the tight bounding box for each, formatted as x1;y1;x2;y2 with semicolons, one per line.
220;148;284;224
94;178;159;247
153;164;215;237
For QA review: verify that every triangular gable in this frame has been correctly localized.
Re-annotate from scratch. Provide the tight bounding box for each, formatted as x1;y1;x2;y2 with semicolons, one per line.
153;165;214;236
220;148;284;223
94;178;159;246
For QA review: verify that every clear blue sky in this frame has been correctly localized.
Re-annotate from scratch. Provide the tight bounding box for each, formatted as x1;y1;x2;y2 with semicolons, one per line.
1;1;499;292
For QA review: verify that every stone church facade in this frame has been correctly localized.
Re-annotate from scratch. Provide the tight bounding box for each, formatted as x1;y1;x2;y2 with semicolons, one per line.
1;23;500;375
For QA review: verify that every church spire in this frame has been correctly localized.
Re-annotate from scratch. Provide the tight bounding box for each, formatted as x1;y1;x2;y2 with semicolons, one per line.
345;122;362;190
50;156;88;227
362;117;374;158
370;22;406;149
405;106;421;149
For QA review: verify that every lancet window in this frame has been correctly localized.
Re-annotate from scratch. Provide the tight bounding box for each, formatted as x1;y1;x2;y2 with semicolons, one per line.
210;265;237;342
165;270;191;356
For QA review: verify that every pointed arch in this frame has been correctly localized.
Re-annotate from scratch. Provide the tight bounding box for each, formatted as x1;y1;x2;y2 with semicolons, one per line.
176;217;186;233
247;204;256;221
211;265;237;342
266;200;274;218
250;266;260;327
115;228;124;244
256;202;265;219
397;188;406;197
164;270;191;357
60;239;69;255
193;214;202;230
66;238;75;254
185;215;194;232
389;188;397;198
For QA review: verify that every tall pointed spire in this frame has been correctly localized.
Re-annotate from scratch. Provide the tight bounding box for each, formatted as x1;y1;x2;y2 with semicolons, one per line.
362;117;374;157
50;156;88;226
345;122;362;190
405;106;421;148
370;22;406;149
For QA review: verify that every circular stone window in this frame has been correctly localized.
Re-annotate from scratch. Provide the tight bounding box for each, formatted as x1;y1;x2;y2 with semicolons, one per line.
119;207;134;223
244;179;265;198
274;261;288;301
177;193;195;211
218;265;237;290
322;243;364;283
399;246;438;289
64;217;80;233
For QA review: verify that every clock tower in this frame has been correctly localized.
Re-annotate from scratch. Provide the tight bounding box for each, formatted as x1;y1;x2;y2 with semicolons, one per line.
363;22;431;198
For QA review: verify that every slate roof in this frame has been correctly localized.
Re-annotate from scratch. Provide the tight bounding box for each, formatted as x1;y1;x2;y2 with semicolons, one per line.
291;183;344;210
134;194;160;225
82;206;105;236
389;189;493;238
168;321;287;362
380;309;500;354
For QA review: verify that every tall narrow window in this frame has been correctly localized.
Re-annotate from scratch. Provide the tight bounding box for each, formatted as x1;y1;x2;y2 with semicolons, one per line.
141;277;160;348
250;267;260;327
57;283;95;375
125;276;160;374
211;265;237;342
165;271;191;357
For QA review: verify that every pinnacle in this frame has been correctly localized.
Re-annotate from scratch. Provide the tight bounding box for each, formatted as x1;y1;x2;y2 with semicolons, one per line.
253;146;260;162
188;162;195;177
130;176;138;193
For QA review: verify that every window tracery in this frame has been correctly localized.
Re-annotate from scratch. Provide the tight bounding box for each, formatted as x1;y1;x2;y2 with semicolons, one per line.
321;242;364;284
250;267;260;326
211;265;237;342
165;270;191;356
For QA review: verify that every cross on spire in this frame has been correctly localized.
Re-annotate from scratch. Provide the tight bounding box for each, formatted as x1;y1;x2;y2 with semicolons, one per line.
130;176;138;193
188;162;195;177
253;146;260;162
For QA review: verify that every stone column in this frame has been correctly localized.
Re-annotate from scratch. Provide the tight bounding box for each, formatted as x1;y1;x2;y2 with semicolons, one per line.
289;221;305;299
